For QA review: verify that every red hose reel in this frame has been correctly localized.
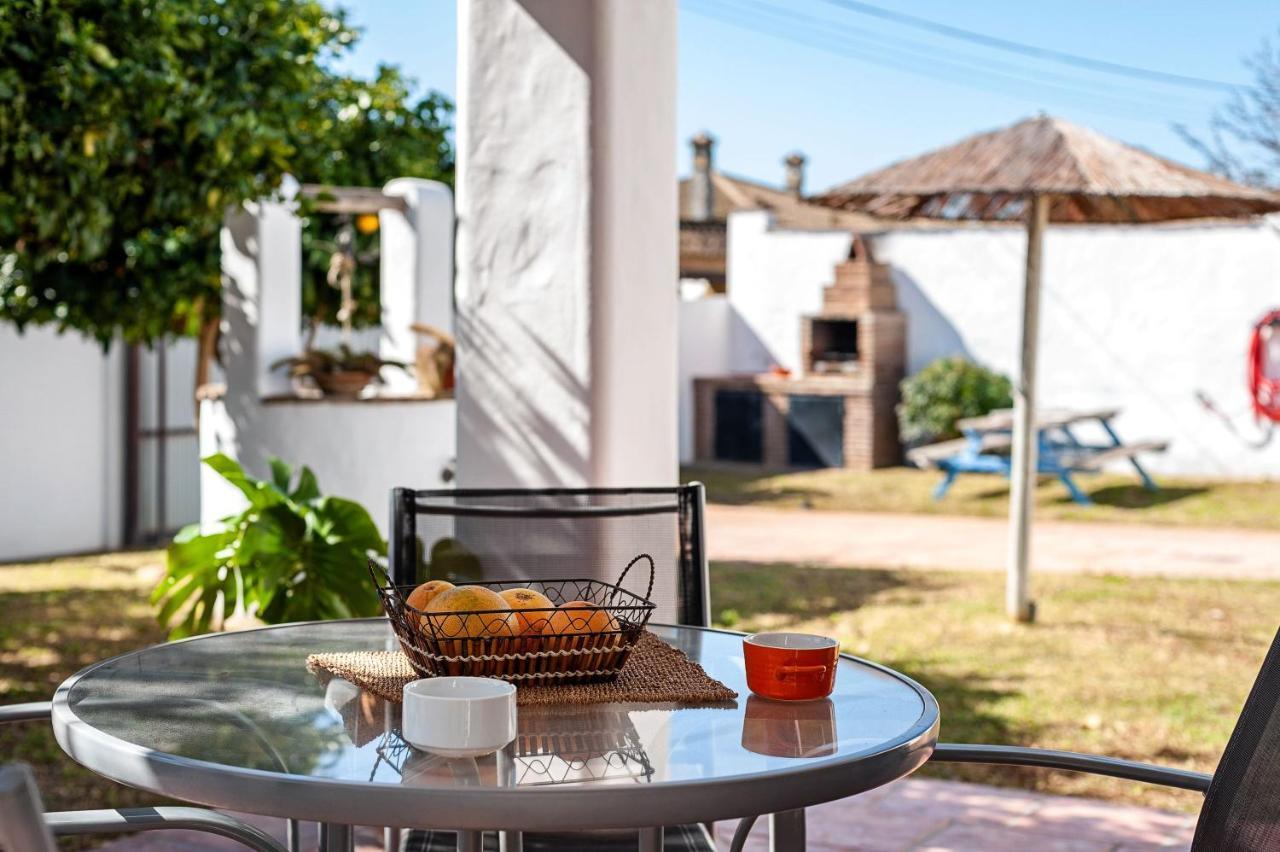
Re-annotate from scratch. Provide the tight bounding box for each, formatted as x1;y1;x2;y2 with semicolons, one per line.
1249;310;1280;423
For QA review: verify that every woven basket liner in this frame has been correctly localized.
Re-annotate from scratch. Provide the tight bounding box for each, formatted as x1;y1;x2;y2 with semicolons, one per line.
307;631;737;706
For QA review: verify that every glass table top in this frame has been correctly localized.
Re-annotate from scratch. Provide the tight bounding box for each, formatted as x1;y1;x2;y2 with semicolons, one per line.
59;620;934;792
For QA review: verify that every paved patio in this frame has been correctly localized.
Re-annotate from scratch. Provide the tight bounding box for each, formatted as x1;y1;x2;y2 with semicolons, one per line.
707;503;1280;579
95;776;1196;851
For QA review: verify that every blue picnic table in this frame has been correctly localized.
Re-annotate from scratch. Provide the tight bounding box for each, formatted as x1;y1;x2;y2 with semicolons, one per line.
906;407;1169;506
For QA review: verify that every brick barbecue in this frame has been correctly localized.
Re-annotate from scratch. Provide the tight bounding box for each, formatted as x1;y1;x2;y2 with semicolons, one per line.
694;238;905;470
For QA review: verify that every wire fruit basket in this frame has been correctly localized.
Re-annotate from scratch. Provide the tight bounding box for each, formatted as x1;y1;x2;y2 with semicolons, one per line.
369;554;656;685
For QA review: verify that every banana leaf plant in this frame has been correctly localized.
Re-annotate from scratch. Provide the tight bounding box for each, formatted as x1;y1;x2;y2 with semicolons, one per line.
153;454;386;639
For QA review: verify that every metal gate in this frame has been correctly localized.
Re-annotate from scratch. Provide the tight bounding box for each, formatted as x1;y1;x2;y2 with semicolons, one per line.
124;339;201;545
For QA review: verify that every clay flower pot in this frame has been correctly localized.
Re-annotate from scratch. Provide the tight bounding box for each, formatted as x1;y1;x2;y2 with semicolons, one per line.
314;370;377;399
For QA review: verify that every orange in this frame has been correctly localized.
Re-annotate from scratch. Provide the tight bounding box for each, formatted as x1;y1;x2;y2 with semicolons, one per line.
405;580;454;626
425;585;515;639
499;588;556;635
543;601;618;639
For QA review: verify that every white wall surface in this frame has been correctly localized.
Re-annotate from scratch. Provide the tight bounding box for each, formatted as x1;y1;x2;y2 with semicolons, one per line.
678;295;731;463
726;211;854;373
200;398;456;533
870;219;1280;477
720;209;1280;477
455;0;678;488
0;325;123;560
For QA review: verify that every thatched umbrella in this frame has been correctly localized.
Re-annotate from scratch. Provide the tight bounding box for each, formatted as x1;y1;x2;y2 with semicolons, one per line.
815;114;1280;622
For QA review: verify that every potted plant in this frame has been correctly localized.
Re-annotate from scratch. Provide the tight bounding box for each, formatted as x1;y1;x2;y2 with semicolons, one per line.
272;344;408;398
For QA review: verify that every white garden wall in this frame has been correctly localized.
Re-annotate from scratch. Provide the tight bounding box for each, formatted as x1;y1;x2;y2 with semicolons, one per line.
199;396;456;531
0;325;124;560
721;209;1280;477
872;219;1280;478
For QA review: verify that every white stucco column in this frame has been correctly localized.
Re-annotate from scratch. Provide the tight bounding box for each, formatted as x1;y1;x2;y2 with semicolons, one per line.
224;191;302;399
380;178;455;393
455;0;678;487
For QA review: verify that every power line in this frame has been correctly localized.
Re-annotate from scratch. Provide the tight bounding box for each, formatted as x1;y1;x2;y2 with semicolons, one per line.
814;0;1236;91
721;0;1211;113
683;0;1207;125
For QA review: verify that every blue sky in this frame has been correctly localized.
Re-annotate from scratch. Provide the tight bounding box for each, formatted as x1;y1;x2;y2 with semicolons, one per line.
332;1;1278;192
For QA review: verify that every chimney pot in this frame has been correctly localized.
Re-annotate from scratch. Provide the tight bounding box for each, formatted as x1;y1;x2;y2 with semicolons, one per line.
784;151;806;198
688;132;716;221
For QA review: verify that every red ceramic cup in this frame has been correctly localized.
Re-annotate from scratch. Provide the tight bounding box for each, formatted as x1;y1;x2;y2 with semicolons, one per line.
743;632;839;701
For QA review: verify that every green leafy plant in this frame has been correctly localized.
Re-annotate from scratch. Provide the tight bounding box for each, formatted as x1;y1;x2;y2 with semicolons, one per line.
898;356;1014;444
153;454;385;638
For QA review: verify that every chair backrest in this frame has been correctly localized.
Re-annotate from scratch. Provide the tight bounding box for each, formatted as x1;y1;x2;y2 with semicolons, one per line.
1192;626;1280;851
0;763;58;852
388;486;709;627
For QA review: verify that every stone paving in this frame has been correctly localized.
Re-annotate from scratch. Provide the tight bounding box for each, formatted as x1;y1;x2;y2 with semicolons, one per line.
706;503;1280;579
95;776;1196;851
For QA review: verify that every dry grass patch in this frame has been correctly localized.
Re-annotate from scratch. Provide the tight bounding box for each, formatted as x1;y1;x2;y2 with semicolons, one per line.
689;464;1280;531
0;550;169;847
711;560;1277;813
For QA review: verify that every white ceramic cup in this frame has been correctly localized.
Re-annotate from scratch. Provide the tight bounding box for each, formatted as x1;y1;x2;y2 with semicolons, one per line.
402;677;518;758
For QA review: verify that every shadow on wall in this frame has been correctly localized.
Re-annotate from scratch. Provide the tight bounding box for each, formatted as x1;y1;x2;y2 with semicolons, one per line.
456;311;589;485
890;267;971;374
728;303;779;373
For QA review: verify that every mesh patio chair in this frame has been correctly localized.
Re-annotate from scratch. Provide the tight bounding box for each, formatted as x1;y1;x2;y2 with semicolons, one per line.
389;486;710;627
1;704;285;852
728;625;1280;852
387;485;714;852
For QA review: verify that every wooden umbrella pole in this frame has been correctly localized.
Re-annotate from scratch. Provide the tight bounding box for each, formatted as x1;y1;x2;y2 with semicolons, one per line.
1007;193;1050;623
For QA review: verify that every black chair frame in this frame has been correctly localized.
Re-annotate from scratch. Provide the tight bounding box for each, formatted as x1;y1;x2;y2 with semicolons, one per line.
389;484;711;628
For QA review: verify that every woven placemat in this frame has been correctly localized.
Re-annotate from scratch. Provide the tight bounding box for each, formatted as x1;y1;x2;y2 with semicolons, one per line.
306;631;737;706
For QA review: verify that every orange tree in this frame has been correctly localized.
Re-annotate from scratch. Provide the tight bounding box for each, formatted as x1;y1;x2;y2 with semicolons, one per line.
0;0;451;347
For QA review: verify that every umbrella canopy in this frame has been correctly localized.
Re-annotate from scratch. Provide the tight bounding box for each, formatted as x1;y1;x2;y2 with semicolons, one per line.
814;114;1280;623
816;114;1280;224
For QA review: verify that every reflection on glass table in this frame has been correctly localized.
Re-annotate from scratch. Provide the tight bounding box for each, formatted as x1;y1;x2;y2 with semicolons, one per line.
361;703;658;789
52;619;939;850
740;695;837;759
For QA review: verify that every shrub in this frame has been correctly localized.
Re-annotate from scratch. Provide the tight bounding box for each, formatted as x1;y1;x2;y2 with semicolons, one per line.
898;356;1013;444
153;454;385;638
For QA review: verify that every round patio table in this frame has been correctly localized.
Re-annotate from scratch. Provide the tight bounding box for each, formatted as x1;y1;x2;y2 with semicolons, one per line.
51;619;938;852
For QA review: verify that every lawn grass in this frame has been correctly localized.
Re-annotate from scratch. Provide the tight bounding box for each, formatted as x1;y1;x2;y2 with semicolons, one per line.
710;559;1275;814
2;550;1264;821
0;550;169;847
688;463;1280;530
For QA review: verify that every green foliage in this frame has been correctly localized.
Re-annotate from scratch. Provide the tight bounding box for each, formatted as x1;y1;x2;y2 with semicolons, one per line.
153;454;385;638
297;66;454;330
0;0;453;346
898;356;1013;444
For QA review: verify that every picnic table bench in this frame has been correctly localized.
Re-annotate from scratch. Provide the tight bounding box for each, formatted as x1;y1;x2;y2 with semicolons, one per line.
907;407;1168;505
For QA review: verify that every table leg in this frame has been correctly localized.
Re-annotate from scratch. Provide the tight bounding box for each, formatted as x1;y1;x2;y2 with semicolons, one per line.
638;826;664;852
456;829;483;852
499;830;523;852
769;809;805;852
285;818;301;852
319;822;354;852
384;826;400;852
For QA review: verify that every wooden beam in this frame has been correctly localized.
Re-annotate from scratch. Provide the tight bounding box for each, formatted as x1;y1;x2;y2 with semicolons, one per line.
298;184;409;214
